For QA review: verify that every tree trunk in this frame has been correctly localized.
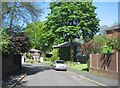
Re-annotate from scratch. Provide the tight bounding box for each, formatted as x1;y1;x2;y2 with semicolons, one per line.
9;2;16;36
70;37;74;62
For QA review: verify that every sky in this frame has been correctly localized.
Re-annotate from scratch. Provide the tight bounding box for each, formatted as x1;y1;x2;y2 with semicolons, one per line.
40;1;119;27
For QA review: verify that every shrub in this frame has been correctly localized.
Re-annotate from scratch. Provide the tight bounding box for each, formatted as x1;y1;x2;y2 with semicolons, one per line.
37;59;40;63
0;29;9;53
26;53;32;59
51;49;60;62
100;46;113;54
29;59;34;63
41;53;46;58
44;57;50;61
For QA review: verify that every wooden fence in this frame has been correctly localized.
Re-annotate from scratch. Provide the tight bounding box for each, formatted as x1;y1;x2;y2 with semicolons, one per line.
89;52;120;79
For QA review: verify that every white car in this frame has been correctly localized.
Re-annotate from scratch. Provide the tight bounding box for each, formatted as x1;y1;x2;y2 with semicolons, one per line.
53;60;67;71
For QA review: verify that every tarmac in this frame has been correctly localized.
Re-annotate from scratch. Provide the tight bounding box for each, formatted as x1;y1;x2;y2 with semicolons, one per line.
3;63;119;88
68;68;119;88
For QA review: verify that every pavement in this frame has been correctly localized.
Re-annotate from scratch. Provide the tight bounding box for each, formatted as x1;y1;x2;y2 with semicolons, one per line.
2;66;29;88
68;68;119;88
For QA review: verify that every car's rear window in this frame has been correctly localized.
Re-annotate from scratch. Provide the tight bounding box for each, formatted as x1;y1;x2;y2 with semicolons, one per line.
56;61;64;64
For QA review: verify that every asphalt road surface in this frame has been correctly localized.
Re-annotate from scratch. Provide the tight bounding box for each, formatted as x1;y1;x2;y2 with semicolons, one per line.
20;63;104;87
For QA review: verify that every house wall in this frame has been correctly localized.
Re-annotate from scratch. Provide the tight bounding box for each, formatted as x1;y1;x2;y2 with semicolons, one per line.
89;52;119;79
2;54;21;80
58;47;77;61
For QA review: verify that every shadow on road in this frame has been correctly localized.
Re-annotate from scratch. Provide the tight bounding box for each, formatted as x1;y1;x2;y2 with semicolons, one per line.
24;63;52;76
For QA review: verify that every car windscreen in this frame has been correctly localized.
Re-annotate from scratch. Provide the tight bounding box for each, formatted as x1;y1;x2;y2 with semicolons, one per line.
56;61;64;64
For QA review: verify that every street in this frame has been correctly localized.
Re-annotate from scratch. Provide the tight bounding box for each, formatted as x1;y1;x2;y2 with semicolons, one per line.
20;63;103;87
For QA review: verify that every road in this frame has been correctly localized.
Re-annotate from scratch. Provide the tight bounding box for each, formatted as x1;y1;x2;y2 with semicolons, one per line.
20;63;103;87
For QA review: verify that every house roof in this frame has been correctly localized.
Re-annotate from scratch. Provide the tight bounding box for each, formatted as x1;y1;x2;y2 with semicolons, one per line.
106;25;120;32
30;49;41;53
53;42;80;48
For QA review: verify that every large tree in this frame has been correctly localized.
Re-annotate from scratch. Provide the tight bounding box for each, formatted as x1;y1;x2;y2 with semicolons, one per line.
2;2;42;35
24;21;55;52
46;2;100;61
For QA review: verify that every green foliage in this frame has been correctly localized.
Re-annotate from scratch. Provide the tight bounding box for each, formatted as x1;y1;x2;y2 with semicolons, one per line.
26;53;32;59
82;33;119;55
92;34;107;53
29;59;34;63
93;35;107;46
41;53;51;61
51;49;60;62
37;59;40;63
24;21;54;51
41;53;46;58
66;61;88;72
46;2;100;42
44;57;50;61
100;46;113;54
0;29;9;53
46;2;99;61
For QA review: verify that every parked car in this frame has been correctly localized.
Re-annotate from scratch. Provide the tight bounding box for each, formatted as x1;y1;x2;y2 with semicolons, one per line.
52;60;67;71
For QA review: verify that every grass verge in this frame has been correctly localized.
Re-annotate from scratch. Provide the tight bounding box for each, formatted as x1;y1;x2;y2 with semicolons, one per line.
66;62;88;72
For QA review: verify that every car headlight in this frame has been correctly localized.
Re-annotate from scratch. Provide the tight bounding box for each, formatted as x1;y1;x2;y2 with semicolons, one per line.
64;65;67;68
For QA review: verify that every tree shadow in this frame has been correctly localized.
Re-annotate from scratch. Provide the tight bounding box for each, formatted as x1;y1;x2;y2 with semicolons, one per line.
82;68;89;72
26;65;52;75
100;54;112;70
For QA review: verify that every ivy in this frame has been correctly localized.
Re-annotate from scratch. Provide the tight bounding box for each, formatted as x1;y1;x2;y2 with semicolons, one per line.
0;29;9;53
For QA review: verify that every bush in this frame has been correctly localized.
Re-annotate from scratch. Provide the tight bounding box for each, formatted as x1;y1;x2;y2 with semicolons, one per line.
100;46;113;54
0;29;9;53
44;57;50;61
51;49;60;62
26;53;32;59
41;53;46;58
29;59;34;63
37;59;40;63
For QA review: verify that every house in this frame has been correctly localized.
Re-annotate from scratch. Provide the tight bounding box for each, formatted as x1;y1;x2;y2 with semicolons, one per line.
106;25;120;38
29;49;42;61
53;42;82;61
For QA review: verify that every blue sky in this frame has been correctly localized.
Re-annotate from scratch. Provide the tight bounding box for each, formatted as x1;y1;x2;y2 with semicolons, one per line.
40;1;118;27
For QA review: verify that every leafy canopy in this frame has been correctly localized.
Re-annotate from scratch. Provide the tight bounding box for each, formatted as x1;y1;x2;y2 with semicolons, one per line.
46;2;100;42
24;21;55;51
